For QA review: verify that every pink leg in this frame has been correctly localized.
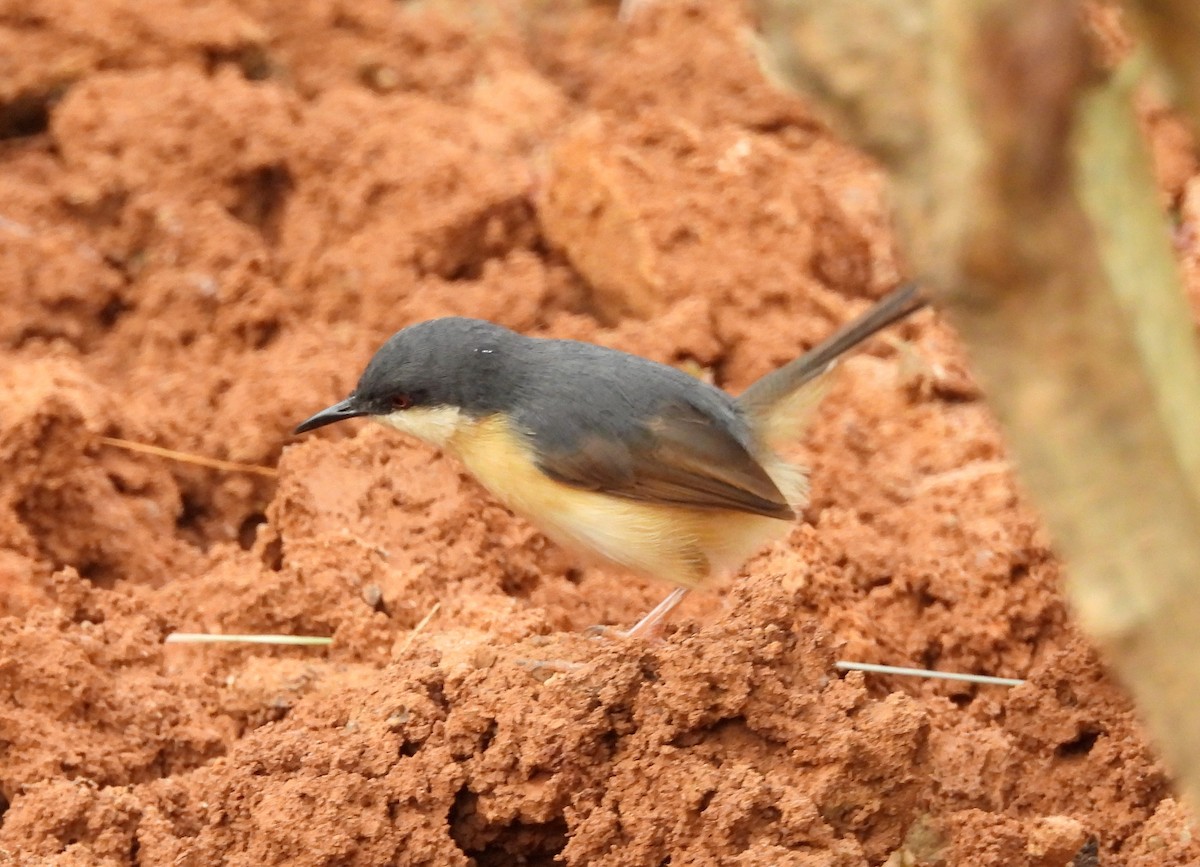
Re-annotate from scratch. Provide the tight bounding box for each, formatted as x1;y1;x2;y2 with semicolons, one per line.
623;587;690;639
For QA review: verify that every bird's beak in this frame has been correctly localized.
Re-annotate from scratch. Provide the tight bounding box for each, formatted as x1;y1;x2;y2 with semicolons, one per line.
293;397;368;434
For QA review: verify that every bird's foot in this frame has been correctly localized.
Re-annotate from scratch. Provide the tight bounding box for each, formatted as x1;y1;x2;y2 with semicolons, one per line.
514;657;585;681
621;587;690;640
515;587;691;677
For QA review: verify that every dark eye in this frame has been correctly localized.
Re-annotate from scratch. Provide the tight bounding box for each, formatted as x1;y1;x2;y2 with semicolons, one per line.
390;393;413;411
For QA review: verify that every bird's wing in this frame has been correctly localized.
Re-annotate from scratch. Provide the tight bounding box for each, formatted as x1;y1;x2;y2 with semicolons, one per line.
533;399;795;521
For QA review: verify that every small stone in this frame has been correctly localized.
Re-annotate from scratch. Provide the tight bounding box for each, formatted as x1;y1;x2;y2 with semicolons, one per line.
473;646;498;669
1027;816;1088;867
361;584;384;610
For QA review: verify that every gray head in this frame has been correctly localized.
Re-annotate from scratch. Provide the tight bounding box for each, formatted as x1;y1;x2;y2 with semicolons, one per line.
293;317;518;436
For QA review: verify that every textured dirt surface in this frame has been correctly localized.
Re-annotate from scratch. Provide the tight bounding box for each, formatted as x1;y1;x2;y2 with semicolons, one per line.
1;1;1198;865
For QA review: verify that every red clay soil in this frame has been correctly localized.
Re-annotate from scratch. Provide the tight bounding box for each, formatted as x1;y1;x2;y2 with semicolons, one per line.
1;1;1197;865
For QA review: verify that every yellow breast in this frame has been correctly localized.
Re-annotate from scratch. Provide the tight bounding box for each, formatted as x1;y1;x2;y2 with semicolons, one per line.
447;415;791;589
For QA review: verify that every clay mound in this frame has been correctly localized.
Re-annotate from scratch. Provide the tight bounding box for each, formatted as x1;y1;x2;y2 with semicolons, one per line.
0;1;1197;864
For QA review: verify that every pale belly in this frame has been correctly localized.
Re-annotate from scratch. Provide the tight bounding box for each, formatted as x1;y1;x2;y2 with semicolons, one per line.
450;416;794;589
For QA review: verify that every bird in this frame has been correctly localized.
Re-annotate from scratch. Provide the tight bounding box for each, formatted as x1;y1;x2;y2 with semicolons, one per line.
294;283;926;637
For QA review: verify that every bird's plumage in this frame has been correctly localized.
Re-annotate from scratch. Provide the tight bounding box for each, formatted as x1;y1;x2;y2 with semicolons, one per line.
342;317;804;521
293;283;926;595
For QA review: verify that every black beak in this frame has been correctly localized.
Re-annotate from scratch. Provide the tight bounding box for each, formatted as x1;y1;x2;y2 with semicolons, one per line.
293;397;368;434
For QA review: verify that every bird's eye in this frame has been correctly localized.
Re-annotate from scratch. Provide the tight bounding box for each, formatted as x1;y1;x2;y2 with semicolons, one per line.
390;393;413;411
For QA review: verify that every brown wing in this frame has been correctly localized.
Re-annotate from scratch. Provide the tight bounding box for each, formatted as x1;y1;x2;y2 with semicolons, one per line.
534;400;795;521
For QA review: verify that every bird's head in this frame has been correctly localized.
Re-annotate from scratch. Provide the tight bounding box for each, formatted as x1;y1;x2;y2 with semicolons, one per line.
293;317;515;446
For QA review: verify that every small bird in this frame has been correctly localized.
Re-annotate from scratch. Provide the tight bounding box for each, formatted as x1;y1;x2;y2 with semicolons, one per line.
295;284;926;636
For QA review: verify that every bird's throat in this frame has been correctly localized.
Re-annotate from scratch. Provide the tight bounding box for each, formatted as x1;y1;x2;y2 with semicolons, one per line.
375;406;467;448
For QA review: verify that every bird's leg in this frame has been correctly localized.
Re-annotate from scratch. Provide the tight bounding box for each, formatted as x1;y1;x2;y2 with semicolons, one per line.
623;587;690;639
514;587;691;679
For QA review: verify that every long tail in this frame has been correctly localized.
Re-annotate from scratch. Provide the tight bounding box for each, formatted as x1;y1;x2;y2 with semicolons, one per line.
737;283;927;427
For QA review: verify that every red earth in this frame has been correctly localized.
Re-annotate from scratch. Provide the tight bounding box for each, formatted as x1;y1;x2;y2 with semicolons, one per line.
0;1;1197;864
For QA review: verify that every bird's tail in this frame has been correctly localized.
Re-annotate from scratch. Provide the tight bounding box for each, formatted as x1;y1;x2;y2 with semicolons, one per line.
737;283;927;445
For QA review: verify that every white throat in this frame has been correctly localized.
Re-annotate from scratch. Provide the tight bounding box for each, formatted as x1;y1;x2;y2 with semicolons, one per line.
375;406;465;448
